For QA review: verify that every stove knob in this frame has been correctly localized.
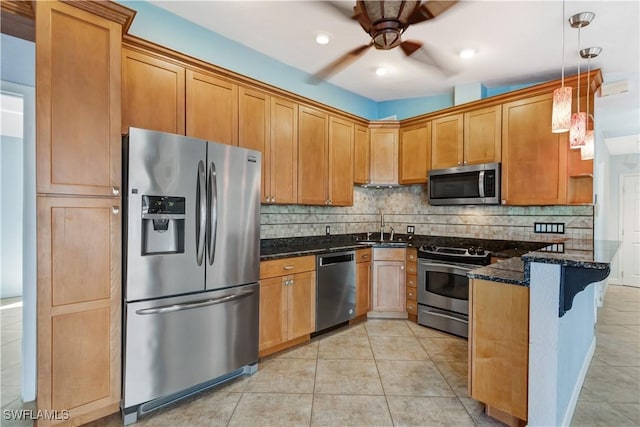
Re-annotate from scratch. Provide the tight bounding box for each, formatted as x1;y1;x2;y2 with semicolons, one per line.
468;247;476;255
422;244;436;252
476;247;485;255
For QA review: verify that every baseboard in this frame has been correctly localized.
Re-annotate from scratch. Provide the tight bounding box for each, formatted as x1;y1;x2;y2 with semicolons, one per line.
560;337;596;426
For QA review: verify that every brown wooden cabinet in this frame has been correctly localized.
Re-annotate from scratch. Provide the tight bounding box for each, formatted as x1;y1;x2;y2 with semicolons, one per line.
405;248;418;321
501;93;568;205
431;114;463;169
354;124;370;185
469;278;529;424
464;105;502;165
298;106;354;206
259;256;316;356
186;70;238;145
238;87;270;202
355;248;372;317
122;47;185;135
371;248;406;317
35;2;132;424
369;125;399;185
399;122;431;184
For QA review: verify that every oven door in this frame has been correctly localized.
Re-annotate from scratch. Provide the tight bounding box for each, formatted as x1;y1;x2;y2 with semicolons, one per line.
417;259;472;315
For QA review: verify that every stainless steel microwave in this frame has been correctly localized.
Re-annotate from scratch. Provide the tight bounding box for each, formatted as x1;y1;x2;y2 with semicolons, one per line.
428;162;501;205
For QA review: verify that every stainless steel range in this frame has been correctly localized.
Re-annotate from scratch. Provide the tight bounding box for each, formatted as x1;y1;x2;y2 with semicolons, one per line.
417;244;490;338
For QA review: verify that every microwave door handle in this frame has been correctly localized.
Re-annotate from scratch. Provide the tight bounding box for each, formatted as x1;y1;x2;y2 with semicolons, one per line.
478;170;485;198
207;161;218;266
195;160;206;266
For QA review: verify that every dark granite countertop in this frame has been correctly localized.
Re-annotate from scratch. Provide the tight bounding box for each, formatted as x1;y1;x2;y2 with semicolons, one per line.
468;257;526;286
522;240;620;269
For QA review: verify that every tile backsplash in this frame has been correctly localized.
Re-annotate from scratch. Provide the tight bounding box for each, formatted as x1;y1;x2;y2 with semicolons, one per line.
260;186;593;242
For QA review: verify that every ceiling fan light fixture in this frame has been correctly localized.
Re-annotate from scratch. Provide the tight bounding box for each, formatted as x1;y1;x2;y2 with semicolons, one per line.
375;67;388;76
459;48;475;59
315;32;332;45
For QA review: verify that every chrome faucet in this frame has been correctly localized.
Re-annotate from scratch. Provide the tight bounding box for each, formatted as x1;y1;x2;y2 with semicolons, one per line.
390;226;395;241
379;211;385;241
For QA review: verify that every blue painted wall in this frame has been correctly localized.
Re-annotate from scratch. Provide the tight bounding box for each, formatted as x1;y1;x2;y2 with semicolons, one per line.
378;93;454;120
486;82;540;97
556;285;596;424
1;34;35;87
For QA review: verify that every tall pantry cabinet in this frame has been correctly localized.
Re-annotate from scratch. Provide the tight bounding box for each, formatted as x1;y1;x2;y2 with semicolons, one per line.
35;1;134;424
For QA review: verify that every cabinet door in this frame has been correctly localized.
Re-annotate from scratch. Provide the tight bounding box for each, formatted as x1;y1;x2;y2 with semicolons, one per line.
464;105;502;165
122;48;185;135
36;1;121;196
355;261;371;317
469;279;529;421
372;261;406;312
328;116;354;206
501;93;567;205
239;87;270;203
431;114;463;169
287;271;316;340
370;128;399;185
354;125;370;184
298;106;328;205
186;70;238;146
259;276;286;351
399;122;431;184
37;196;121;421
270;97;298;204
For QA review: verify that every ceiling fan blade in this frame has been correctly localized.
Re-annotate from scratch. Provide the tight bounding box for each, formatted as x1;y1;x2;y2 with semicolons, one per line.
407;0;459;25
400;40;458;76
308;43;373;84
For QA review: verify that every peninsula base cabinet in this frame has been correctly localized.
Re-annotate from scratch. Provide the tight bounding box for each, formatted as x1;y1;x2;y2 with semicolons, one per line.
468;278;529;426
369;248;406;318
259;256;316;357
355;248;372;317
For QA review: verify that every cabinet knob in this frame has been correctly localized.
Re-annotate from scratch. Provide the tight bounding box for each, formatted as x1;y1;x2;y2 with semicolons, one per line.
272;196;276;203
362;254;370;260
329;200;333;205
283;265;294;270
463;161;468;165
457;162;462;166
400;265;404;270
112;206;120;215
112;186;120;196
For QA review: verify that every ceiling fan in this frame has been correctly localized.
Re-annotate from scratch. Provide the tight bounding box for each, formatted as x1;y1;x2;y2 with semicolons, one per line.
310;0;459;83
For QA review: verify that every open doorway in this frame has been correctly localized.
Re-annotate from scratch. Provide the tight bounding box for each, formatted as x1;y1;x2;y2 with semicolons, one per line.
1;81;37;409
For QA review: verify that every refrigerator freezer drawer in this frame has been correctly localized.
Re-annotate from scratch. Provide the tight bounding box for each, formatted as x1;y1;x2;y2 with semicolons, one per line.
123;283;259;408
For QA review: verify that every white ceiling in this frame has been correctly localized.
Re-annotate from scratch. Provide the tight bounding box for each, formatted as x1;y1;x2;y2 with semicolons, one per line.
149;0;639;102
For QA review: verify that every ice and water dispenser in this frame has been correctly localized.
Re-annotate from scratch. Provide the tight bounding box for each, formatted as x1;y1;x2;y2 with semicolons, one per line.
141;195;185;255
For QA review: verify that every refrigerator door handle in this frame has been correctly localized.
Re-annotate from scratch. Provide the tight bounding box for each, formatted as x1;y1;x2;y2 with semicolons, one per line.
207;161;218;266
135;289;256;315
195;160;206;266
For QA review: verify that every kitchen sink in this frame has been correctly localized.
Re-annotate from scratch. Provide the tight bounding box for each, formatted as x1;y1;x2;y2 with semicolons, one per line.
356;240;409;248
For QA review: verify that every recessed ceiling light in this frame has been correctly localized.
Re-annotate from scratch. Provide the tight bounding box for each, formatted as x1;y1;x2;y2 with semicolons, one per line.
375;67;388;76
459;48;476;59
315;32;331;45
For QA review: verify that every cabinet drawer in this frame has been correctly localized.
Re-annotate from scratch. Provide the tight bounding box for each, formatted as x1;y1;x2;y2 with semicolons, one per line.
356;248;372;263
260;255;315;279
406;286;417;301
406;262;417;275
373;248;406;261
406;249;417;262
406;274;417;288
407;301;417;315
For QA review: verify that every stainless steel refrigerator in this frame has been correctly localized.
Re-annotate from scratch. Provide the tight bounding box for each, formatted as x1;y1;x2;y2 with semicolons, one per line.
121;128;261;424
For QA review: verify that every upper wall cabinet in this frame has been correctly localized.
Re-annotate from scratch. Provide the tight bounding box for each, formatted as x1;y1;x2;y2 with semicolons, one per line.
298;106;354;206
431;106;501;170
501;93;567;205
464;105;502;166
122;48;185;136
186;70;238;146
354;124;370;185
37;1;122;196
399;121;431;184
239;89;298;204
369;125;399;185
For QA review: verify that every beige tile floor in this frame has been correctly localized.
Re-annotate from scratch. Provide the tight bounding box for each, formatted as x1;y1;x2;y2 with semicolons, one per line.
2;284;639;426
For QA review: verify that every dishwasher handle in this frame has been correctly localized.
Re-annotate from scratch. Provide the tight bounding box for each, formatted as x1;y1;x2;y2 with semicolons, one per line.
318;252;355;267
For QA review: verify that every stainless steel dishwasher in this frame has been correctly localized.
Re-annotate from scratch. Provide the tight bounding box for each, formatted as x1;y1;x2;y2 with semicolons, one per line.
316;251;356;331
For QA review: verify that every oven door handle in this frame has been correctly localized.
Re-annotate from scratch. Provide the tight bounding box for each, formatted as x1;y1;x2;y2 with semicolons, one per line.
423;307;468;323
419;261;473;276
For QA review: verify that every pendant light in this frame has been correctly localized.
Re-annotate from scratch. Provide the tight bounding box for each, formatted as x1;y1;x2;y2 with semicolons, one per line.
552;0;572;133
580;47;602;160
568;12;594;148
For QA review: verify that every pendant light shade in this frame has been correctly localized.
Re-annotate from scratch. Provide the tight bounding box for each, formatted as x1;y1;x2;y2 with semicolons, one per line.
552;86;573;132
579;46;602;161
581;130;594;160
552;0;571;133
569;112;587;148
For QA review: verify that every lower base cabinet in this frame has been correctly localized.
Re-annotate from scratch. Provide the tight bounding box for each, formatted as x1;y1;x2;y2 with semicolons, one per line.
405;248;418;322
469;278;529;424
355;248;372;317
259;256;316;356
370;248;406;317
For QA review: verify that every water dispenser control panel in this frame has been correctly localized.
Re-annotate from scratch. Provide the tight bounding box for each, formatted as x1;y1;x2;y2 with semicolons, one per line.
141;195;186;255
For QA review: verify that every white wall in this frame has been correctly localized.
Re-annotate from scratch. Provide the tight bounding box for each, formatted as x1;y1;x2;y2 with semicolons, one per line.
0;135;23;298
